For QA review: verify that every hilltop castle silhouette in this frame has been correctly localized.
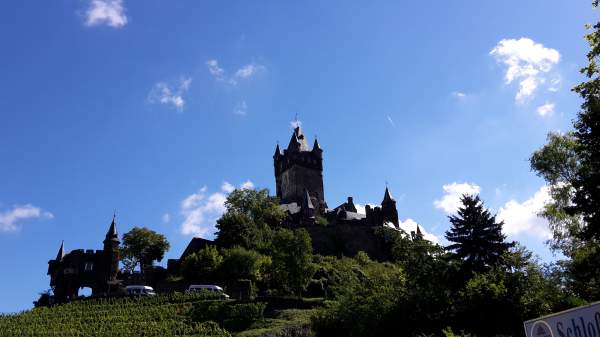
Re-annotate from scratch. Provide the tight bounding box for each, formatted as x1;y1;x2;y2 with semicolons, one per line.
47;125;408;301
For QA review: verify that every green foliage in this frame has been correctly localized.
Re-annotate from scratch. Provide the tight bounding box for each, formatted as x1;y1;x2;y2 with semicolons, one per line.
311;255;405;337
0;293;231;337
271;228;315;296
445;195;512;273
315;215;329;226
181;245;223;282
121;226;170;273
215;189;284;251
220;246;271;283
529;2;600;300
236;309;315;337
190;301;267;332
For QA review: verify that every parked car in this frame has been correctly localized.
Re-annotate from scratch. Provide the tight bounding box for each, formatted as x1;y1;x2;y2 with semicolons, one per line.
125;285;156;296
187;284;230;299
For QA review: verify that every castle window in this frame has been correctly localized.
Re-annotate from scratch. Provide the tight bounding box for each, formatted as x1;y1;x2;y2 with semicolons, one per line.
84;262;94;271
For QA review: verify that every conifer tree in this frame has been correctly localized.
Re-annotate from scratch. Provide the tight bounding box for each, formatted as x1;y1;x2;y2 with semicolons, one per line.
572;15;600;241
445;194;511;272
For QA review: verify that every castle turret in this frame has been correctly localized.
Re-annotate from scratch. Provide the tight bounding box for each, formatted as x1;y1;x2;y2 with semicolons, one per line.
301;188;316;221
103;215;120;281
56;240;65;261
274;126;326;212
381;187;399;228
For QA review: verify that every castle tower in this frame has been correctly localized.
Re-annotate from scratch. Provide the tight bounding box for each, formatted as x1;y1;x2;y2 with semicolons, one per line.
56;240;65;261
274;126;326;211
381;187;399;228
103;215;120;281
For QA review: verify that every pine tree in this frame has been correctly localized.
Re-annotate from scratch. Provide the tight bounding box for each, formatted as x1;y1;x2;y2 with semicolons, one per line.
445;194;512;272
572;16;600;241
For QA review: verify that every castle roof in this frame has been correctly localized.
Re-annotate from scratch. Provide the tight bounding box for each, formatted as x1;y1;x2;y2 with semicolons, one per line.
302;189;314;209
56;241;65;261
382;187;395;204
287;126;310;152
105;215;119;242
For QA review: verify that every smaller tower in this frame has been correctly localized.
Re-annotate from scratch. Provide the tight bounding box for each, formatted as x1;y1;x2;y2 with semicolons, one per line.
103;215;120;282
301;188;316;223
381;187;399;229
56;240;65;261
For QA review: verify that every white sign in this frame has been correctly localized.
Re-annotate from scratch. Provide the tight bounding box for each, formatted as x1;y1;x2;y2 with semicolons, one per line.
524;302;600;337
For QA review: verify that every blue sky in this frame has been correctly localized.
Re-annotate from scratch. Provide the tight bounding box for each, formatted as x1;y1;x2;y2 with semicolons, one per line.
0;0;596;313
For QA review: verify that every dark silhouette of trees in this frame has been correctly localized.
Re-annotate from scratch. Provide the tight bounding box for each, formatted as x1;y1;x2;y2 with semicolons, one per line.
445;195;512;273
121;227;170;274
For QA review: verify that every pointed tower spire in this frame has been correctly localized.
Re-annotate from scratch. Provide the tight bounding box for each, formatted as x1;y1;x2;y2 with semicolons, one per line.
416;225;422;236
56;240;65;261
274;143;281;158
382;186;394;204
312;138;322;152
105;214;119;242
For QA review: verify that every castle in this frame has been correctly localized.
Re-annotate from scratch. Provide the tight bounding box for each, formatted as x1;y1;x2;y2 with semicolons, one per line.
47;217;121;301
271;125;402;259
47;125;406;300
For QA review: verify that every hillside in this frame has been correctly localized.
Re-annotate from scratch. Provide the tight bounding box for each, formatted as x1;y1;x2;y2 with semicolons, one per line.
0;292;315;337
0;293;231;337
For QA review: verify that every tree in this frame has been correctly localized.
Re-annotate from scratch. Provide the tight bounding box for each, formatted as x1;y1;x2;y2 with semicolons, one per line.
530;132;583;254
271;228;315;296
571;16;600;242
219;246;271;283
121;227;170;274
215;188;284;251
181;245;223;282
445;195;512;273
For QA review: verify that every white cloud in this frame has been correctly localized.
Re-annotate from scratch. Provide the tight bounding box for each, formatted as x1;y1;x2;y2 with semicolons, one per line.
548;77;561;92
206;60;265;85
536;103;555;117
234;64;265;80
85;0;128;28
180;181;253;237
233;101;248;116
240;180;254;190
162;213;170;224
221;182;235;194
490;38;560;103
434;182;481;214
354;203;382;215
206;60;225;81
386;115;396;127
398;218;440;244
497;186;552;240
0;204;53;233
148;77;192;111
452;91;467;99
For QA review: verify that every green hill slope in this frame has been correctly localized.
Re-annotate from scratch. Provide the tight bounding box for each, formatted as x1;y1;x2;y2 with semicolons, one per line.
0;293;231;337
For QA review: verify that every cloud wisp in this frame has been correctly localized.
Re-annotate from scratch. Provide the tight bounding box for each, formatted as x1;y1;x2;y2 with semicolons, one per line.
148;77;192;111
206;59;265;85
180;181;254;237
0;204;54;233
85;0;128;28
490;38;560;103
233;101;248;116
536;103;555;117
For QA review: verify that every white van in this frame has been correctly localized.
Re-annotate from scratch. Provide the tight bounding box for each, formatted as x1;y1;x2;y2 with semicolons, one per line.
187;284;230;299
125;285;156;296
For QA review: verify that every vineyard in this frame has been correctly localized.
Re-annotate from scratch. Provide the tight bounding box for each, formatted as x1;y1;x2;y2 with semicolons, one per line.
0;293;232;337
